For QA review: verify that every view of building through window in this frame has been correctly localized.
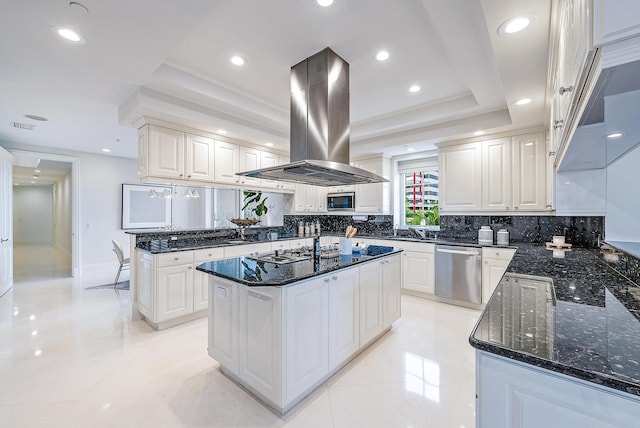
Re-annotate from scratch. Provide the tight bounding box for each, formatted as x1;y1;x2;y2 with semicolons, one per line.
403;169;439;226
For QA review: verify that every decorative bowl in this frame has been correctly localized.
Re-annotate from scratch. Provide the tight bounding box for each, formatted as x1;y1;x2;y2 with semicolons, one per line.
230;219;260;227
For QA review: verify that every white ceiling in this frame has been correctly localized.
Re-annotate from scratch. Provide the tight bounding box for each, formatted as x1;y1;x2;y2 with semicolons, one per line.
1;0;551;162
13;159;71;186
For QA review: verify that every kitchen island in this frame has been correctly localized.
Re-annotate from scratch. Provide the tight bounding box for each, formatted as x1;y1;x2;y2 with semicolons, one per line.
469;243;640;427
196;245;402;414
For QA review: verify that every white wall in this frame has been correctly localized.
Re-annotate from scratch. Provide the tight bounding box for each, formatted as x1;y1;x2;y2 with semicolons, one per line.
606;145;640;242
53;171;72;258
13;186;53;244
2;141;138;279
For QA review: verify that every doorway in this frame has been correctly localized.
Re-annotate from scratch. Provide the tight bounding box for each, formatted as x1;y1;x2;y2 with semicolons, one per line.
9;150;79;282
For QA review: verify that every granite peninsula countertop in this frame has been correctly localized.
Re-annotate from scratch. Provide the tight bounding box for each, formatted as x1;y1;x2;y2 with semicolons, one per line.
470;243;640;397
196;245;402;286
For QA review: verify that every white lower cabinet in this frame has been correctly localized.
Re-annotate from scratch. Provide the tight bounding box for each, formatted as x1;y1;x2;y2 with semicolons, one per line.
359;262;384;345
401;246;435;295
328;267;360;370
284;277;329;403
208;254;400;413
157;264;194;322
477;351;640;428
136;247;223;329
238;286;282;404
481;248;516;303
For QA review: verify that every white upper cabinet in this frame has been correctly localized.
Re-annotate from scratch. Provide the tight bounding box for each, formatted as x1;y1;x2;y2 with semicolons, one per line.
139;124;214;182
214;140;240;185
238;146;261;187
593;0;640;46
353;156;391;214
512;132;546;211
260;151;279;189
439;142;482;212
185;134;215;182
146;125;185;179
482;138;512;211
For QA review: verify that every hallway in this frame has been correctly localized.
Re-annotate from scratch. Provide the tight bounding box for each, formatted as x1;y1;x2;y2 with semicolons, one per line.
13;243;71;283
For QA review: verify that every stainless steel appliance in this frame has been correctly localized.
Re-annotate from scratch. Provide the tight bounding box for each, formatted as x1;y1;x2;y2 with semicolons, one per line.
327;192;355;211
435;244;482;305
237;48;387;186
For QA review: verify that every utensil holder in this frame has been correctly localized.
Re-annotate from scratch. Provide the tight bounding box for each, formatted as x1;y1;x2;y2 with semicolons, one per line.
339;238;352;255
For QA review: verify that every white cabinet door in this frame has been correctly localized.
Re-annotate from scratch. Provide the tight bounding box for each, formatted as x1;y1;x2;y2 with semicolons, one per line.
137;125;149;178
214;140;240;185
185;134;215;182
193;248;224;312
359;261;383;346
157;264;194;322
328;267;360;370
136;251;154;320
402;251;435;294
238;146;261;187
381;254;401;329
439;142;482;212
315;186;327;212
513;132;546;211
0;148;12;297
260;151;279;189
147;125;185;179
277;156;295;192
284;277;329;403
594;0;640;45
209;278;238;374
482;138;512;211
293;183;311;212
354;157;389;214
482;258;510;303
238;286;282;404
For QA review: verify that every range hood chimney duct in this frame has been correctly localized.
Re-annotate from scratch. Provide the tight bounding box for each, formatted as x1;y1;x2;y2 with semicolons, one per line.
237;47;387;186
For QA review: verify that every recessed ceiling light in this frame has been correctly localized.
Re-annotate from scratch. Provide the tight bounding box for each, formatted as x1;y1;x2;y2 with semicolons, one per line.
498;15;535;36
409;85;421;93
317;0;334;6
34;169;40;173
376;50;390;61
32;175;38;179
101;148;111;153
265;142;274;147
513;98;532;106
406;147;416;152
230;56;245;66
607;132;623;138
52;26;86;44
473;130;485;136
24;114;48;122
216;129;227;135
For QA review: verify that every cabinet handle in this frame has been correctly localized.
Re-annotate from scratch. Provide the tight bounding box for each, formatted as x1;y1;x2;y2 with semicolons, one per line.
332;275;338;281
559;86;574;95
179;174;183;177
174;257;179;261
0;238;8;243
187;174;192;178
495;252;500;257
324;278;331;283
553;120;564;129
188;266;192;269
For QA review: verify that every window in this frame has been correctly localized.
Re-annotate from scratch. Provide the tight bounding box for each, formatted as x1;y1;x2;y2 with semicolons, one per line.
398;157;439;228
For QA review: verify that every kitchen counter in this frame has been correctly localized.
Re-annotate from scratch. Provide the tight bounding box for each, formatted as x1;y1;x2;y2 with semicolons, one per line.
470;243;640;397
196;245;402;286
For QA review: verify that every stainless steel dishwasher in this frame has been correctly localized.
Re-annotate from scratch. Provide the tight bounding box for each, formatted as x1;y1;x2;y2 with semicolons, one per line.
434;244;482;304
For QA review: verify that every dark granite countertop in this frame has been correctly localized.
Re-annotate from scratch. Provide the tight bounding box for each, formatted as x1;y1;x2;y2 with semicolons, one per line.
470;243;640;397
196;245;402;286
136;234;306;254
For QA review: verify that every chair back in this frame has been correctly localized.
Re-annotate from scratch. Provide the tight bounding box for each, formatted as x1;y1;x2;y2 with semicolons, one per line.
112;240;125;264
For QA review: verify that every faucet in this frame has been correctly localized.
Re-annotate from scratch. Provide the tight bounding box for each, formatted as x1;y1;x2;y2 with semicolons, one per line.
393;224;399;237
411;228;426;239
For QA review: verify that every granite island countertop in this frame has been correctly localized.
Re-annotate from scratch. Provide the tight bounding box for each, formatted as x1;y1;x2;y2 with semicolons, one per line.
470;243;640;397
196;245;402;286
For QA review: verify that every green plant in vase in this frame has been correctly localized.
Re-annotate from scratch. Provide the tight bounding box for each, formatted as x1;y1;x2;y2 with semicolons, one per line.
242;191;269;220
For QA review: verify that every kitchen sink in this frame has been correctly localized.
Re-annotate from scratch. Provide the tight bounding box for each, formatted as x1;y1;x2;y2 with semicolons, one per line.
225;240;251;244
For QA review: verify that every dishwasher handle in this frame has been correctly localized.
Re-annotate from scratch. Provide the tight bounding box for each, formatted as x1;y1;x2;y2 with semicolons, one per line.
436;247;481;256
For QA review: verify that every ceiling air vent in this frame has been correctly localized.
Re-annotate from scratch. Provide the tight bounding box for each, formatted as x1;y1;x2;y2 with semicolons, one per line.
10;121;36;130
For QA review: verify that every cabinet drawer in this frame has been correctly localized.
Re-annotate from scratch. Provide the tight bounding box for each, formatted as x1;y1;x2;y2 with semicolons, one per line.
482;247;516;262
193;247;224;263
156;251;194;267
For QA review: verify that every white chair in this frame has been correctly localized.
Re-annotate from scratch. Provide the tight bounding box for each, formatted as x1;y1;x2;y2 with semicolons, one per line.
112;240;130;289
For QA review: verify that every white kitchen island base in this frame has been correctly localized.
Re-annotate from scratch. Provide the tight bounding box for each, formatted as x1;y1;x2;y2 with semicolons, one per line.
205;253;401;414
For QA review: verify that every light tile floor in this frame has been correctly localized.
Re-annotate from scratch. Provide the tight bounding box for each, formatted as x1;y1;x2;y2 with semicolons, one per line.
1;245;480;427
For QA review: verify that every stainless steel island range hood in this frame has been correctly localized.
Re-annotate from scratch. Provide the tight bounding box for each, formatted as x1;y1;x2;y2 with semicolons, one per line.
237;48;387;186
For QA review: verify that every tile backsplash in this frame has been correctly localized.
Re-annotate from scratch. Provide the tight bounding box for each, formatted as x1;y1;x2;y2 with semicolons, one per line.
439;215;605;248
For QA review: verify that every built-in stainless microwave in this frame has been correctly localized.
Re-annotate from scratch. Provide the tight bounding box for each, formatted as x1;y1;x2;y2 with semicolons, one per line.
327;192;355;211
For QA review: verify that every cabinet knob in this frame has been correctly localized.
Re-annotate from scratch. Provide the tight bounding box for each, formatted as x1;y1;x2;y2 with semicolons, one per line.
174;257;179;261
553;120;564;129
559;86;574;95
332;275;338;281
179;174;183;177
324;278;331;283
188;266;192;269
187;174;191;178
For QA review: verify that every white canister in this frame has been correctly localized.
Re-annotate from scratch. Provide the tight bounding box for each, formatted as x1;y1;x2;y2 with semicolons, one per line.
339;238;352;255
478;226;493;245
497;229;509;245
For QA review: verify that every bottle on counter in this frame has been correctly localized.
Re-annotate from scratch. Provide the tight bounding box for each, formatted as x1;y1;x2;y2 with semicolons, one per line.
304;222;310;236
315;219;321;235
298;221;304;237
497;229;509;245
